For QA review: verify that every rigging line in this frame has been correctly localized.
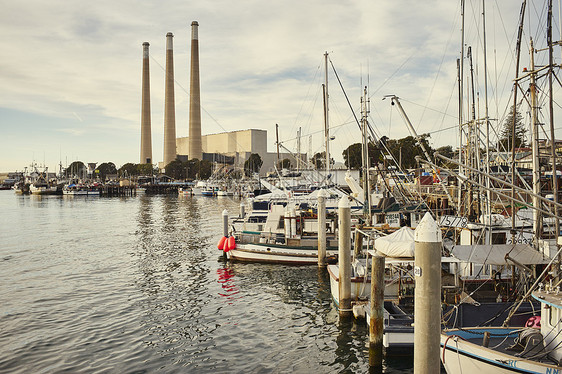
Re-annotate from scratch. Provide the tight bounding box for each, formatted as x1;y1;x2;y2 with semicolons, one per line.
417;0;461;132
328;58;362;133
290;60;323;142
397;98;459;120
369;50;418;99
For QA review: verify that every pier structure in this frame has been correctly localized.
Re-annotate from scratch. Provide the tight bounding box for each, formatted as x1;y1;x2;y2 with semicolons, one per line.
163;32;177;167
140;42;152;164
188;21;203;160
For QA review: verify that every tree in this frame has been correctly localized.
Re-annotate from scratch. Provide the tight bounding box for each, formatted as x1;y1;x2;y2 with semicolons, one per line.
434;145;456;168
65;161;87;178
137;163;156;176
199;160;213;179
244;153;263;176
312;152;325;169
118;163;137;177
342;143;362;169
165;159;186;180
384;135;433;169
95;162;117;181
497;105;526;151
277;158;292;169
342;142;383;169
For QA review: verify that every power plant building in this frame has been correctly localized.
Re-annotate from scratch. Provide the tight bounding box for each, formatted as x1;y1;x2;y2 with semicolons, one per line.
176;129;306;175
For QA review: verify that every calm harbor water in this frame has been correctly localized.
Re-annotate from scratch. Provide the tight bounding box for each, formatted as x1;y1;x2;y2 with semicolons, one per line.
0;191;414;373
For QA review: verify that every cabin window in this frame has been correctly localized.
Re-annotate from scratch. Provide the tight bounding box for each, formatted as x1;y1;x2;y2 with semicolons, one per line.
491;232;506;244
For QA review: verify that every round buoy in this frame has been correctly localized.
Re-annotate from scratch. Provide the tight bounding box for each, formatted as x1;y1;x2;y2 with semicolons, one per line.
525;316;541;328
227;236;236;251
217;236;227;251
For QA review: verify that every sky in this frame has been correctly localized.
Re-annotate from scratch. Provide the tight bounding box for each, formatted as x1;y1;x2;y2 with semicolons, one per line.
0;0;558;173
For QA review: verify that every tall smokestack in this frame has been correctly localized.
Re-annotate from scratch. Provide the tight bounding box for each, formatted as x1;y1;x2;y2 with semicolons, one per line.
163;32;177;167
189;21;203;160
140;42;152;164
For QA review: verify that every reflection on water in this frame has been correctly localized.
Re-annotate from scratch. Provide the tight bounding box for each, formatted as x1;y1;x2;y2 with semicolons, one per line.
0;192;413;373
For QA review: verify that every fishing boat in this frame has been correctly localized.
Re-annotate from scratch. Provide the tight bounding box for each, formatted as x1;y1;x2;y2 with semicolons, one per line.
29;175;58;195
225;203;340;265
441;276;562;373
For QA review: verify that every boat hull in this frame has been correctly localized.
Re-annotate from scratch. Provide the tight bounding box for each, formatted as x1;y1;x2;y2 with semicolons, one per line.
226;242;337;265
441;327;560;374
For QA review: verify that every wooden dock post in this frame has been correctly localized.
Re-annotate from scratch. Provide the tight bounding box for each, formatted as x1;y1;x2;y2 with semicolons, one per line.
318;190;327;267
369;251;385;369
338;196;352;317
413;212;441;374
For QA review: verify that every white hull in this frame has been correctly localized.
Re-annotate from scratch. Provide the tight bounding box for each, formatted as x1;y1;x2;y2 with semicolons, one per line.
327;264;407;306
441;328;560;374
30;186;58;195
63;190;99;196
227;242;337;265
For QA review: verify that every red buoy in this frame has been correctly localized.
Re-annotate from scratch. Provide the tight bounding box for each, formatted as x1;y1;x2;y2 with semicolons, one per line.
217;236;227;251
225;236;236;252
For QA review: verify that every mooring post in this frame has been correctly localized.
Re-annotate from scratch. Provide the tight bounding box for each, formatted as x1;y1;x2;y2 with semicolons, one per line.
369;251;385;369
318;190;327;267
413;212;442;374
222;209;229;237
338;196;352;317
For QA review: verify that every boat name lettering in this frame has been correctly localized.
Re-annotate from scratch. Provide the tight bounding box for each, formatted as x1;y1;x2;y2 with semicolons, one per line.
438;215;468;228
506;238;532;245
546;368;560;374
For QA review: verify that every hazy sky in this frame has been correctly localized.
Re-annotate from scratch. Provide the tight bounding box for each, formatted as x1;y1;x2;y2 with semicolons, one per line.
0;1;554;172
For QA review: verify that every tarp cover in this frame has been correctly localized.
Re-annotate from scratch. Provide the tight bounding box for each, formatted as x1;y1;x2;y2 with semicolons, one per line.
374;226;415;258
451;244;551;265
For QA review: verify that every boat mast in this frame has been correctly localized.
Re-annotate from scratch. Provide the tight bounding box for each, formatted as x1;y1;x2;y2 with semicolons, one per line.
361;86;372;221
324;52;331;182
529;38;543;238
458;0;466;216
511;1;527;235
547;0;559;238
482;0;492;237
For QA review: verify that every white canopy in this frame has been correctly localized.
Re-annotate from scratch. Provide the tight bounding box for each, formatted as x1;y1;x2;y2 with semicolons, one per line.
374;226;415;258
451;244;551;265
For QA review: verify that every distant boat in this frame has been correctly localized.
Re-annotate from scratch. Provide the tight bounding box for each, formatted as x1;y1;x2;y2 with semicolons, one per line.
29;176;58;195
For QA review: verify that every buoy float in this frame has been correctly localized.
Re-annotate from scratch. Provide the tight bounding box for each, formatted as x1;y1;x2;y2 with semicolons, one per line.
224;236;236;252
525;316;541;328
217;236;228;251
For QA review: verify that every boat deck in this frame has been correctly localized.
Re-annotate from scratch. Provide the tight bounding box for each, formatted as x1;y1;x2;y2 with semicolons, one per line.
442;327;560;366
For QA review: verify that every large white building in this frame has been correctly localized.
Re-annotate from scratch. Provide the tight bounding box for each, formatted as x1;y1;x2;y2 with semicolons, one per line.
176;129;307;175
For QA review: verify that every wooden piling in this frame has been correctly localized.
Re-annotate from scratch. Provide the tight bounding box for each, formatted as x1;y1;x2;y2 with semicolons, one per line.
318;190;327;267
369;252;385;368
413;212;442;374
338;196;352;317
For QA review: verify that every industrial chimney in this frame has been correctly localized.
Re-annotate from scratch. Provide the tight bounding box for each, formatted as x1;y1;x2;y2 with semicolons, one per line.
140;42;152;164
163;32;177;167
188;21;203;160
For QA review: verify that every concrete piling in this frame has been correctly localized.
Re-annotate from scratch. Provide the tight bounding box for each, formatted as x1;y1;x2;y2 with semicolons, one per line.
338;196;352;317
369;252;385;369
318;190;327;267
413;212;442;374
222;209;229;237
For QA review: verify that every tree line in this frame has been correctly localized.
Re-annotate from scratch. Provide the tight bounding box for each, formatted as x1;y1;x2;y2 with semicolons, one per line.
65;106;526;181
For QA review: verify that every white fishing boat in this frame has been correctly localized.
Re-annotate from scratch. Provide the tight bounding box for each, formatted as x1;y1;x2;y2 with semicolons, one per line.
225;203;340;265
441;282;562;373
29;175;58;195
